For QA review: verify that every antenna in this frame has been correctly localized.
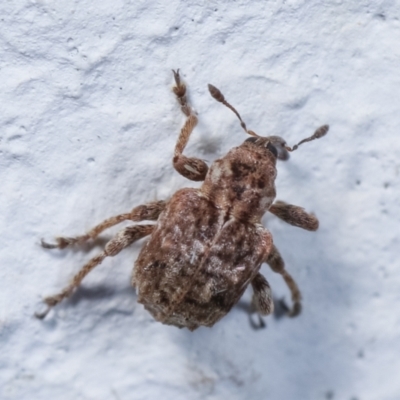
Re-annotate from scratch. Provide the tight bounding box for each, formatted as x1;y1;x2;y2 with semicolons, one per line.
286;125;329;152
208;84;259;137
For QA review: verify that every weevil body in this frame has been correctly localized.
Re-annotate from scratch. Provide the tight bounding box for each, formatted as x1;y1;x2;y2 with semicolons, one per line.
37;70;328;330
133;142;276;330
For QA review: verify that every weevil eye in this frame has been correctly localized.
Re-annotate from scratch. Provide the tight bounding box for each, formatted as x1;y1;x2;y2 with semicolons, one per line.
273;143;290;161
245;137;258;143
267;136;290;161
265;142;278;158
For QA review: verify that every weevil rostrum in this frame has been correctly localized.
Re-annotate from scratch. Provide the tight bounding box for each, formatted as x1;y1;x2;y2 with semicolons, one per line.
36;70;329;330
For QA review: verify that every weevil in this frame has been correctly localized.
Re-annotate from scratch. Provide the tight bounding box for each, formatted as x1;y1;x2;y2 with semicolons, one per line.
36;70;328;330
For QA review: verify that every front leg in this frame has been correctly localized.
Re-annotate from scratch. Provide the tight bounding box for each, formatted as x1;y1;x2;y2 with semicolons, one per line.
269;200;319;231
172;70;208;181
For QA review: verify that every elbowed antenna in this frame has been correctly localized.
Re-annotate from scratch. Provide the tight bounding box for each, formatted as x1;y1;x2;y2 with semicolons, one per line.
207;82;329;150
208;84;259;137
285;125;329;152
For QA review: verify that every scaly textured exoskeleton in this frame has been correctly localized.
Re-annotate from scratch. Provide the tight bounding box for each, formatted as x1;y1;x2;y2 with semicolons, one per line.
36;70;328;331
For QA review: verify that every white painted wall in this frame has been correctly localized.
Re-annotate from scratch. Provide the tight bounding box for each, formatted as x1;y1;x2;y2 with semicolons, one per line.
1;1;400;399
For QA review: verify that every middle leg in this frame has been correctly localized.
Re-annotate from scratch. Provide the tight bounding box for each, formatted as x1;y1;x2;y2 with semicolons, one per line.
42;200;166;249
269;201;319;231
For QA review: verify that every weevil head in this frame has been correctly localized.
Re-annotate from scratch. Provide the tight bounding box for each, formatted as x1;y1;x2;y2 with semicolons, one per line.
244;135;290;161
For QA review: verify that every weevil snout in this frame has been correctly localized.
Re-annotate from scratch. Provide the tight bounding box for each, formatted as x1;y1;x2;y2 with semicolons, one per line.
245;135;290;160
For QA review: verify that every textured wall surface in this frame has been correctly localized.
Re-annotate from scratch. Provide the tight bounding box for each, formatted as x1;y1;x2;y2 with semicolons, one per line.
1;1;400;399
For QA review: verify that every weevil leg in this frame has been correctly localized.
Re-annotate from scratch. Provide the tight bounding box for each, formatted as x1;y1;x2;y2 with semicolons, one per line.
171;70;209;181
251;272;274;316
35;224;154;319
265;244;302;317
42;200;166;249
269;200;319;231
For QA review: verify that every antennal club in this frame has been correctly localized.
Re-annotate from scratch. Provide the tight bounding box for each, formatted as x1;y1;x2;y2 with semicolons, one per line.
286;125;329;152
208;84;259;137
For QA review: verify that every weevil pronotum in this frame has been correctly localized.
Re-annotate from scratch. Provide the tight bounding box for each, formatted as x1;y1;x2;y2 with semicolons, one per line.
36;70;328;330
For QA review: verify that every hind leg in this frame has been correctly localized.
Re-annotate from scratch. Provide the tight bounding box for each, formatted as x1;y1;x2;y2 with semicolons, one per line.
265;244;302;317
251;272;274;315
247;272;274;329
36;224;154;319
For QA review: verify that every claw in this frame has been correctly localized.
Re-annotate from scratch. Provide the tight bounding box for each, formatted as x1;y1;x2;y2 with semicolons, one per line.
172;68;180;85
34;304;51;319
249;313;266;330
41;238;58;249
288;301;302;317
278;298;302;318
172;69;186;98
41;237;78;249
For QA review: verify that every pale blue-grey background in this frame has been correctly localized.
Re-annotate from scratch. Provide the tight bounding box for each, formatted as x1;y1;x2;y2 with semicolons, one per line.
1;1;399;399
